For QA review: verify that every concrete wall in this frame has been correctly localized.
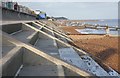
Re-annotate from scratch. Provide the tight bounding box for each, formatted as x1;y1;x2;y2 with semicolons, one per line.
2;7;36;21
2;23;22;34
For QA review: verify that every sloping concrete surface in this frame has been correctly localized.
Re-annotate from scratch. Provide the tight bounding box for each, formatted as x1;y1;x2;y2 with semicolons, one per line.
2;20;120;77
19;65;58;76
59;48;89;71
35;39;59;57
2;31;91;76
2;39;15;57
12;30;35;43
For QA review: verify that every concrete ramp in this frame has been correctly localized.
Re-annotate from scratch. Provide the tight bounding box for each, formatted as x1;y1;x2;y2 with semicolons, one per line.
24;22;120;76
2;32;92;77
2;20;119;77
59;48;89;71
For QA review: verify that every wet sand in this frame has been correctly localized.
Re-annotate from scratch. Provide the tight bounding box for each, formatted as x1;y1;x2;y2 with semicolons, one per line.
60;26;84;35
56;20;98;26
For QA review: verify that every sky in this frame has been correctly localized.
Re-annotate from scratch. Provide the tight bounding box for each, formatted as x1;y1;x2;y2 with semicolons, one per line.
13;0;119;2
18;1;118;20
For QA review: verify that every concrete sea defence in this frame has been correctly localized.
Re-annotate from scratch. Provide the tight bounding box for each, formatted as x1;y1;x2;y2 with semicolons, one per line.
1;21;92;77
1;2;120;77
1;20;120;77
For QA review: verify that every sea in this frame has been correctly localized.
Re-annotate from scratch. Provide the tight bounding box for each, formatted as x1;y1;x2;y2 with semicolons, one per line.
84;19;118;27
80;19;120;36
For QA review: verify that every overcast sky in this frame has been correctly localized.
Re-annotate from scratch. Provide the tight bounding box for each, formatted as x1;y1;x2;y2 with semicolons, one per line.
18;2;118;20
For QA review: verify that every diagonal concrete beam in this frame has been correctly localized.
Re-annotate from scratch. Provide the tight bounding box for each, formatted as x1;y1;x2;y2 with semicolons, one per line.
1;46;22;66
24;40;93;77
32;22;73;42
36;21;68;38
23;23;88;55
2;32;93;77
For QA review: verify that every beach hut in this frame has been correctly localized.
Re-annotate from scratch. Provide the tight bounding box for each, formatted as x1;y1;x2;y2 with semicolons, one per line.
38;11;47;19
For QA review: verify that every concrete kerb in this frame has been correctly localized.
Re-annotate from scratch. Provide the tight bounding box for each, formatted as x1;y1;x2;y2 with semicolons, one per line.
2;31;92;77
23;23;87;55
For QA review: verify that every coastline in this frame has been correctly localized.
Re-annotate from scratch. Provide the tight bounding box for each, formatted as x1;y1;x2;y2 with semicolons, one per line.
58;20;119;73
68;35;119;73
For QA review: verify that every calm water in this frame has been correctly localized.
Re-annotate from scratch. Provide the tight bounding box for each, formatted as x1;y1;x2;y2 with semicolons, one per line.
83;19;119;36
76;28;120;36
84;19;118;27
76;28;106;35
